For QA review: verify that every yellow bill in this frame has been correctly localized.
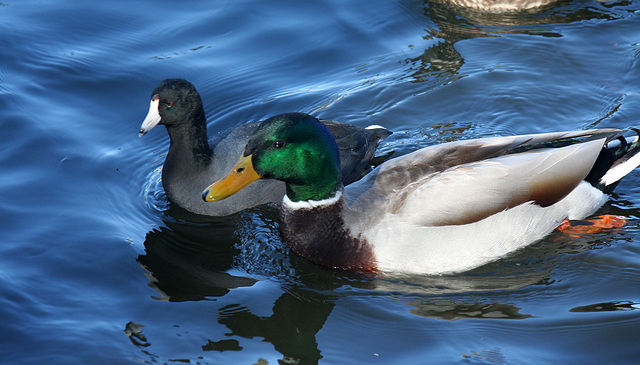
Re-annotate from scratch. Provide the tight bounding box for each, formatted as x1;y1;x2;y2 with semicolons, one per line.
202;154;262;201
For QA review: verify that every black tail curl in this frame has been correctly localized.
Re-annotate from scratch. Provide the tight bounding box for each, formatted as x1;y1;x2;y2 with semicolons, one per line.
586;128;640;193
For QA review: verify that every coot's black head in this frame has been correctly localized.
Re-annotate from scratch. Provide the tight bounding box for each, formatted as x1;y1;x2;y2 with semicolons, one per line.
139;78;205;137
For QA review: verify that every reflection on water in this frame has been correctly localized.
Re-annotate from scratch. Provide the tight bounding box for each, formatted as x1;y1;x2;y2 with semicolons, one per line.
570;301;640;312
374;266;552;295
216;289;336;364
202;338;243;352
408;301;533;320
137;206;257;302
403;0;638;84
425;0;634;37
124;321;149;348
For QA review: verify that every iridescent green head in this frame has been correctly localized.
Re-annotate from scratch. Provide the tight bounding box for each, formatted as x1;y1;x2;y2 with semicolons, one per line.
202;113;342;203
248;113;341;201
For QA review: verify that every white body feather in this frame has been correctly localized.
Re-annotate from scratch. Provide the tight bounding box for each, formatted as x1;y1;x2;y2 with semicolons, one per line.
365;181;606;275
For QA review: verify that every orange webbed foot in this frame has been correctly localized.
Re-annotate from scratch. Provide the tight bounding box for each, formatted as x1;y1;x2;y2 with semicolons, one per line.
556;214;627;238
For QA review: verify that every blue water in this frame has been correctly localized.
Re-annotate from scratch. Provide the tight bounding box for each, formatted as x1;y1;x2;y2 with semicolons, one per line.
1;0;640;363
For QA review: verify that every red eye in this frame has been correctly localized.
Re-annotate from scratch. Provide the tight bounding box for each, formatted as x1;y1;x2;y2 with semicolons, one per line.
166;102;174;108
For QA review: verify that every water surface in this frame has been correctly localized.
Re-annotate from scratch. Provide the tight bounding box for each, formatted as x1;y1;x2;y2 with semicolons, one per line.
1;0;640;363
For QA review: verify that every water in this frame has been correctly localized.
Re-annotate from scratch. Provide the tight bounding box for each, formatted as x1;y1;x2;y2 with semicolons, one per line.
1;0;640;363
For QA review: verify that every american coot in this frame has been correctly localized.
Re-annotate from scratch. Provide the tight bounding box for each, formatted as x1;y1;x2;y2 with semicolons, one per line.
203;113;640;275
139;79;391;216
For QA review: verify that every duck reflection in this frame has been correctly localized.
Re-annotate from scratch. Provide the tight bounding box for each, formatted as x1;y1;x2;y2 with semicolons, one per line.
434;0;563;12
214;288;336;363
372;264;551;320
137;203;260;302
406;0;635;83
201;269;541;363
570;300;640;312
408;301;533;320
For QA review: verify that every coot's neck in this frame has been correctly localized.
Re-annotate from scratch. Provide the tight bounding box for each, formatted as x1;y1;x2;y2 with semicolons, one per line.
165;107;212;167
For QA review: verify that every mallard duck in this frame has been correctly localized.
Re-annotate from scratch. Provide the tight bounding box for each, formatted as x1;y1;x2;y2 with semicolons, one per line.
202;113;640;275
439;0;559;12
139;79;391;216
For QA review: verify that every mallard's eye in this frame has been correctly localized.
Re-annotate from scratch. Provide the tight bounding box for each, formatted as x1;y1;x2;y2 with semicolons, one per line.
273;140;285;149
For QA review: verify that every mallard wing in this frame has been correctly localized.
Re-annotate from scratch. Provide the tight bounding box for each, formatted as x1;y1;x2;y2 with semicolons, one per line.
345;129;623;227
